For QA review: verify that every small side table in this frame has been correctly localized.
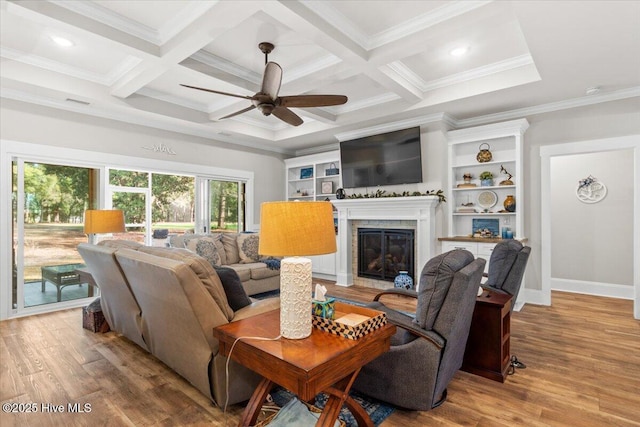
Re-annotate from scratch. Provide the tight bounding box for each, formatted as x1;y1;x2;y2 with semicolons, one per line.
213;309;396;427
462;289;512;382
41;263;86;302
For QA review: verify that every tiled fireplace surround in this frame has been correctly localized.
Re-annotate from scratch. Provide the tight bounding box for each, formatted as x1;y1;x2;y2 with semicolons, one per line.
332;196;440;291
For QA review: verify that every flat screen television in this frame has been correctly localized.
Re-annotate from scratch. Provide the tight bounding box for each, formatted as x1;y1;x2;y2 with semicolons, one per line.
339;127;422;188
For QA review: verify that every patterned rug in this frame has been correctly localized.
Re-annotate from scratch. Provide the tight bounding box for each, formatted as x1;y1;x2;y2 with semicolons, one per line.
269;386;394;427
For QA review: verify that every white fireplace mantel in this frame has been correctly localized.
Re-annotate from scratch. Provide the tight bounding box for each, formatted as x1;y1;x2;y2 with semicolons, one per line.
332;196;440;287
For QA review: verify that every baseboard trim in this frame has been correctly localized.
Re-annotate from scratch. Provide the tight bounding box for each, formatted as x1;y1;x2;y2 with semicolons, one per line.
550;278;634;300
522;288;550;307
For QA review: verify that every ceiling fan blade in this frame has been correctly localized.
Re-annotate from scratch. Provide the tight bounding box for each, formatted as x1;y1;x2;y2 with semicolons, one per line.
219;105;256;120
261;62;282;101
180;84;252;100
272;106;303;126
279;95;348;108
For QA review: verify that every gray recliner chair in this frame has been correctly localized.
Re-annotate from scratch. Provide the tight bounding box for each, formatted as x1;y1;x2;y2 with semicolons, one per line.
352;250;486;411
482;239;531;311
482;239;531;372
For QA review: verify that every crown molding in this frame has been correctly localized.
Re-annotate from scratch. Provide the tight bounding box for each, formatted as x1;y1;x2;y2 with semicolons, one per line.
421;54;534;92
136;87;209;112
388;54;534;94
455;86;640;128
335;92;401;114
52;0;217;46
1;47;141;86
1;87;294;155
368;0;493;49
190;51;262;85
301;0;492;51
283;54;343;84
335;113;454;141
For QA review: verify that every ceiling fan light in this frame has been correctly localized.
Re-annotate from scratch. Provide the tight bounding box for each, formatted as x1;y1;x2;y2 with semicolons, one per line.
258;104;275;116
50;35;74;47
450;46;468;57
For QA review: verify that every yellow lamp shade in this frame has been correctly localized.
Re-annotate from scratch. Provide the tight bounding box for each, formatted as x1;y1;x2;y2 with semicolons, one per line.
84;210;125;234
259;201;336;257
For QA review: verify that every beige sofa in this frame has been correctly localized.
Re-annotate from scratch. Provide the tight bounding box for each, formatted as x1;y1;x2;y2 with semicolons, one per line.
168;232;280;296
77;241;280;407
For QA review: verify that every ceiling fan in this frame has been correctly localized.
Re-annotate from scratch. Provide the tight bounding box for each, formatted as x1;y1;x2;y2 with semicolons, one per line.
181;42;347;126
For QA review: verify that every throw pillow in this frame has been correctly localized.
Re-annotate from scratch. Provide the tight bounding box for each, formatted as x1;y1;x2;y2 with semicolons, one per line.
414;249;474;330
221;232;241;264
237;233;260;264
213;266;251;311
186;237;223;267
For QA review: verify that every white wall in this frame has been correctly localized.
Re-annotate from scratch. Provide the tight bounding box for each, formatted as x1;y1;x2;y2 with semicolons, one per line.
0;99;286;225
523;97;640;292
2;96;640;302
550;150;633;285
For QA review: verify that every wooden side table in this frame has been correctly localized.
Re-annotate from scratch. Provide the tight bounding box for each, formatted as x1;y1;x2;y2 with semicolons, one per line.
462;289;512;382
213;309;396;427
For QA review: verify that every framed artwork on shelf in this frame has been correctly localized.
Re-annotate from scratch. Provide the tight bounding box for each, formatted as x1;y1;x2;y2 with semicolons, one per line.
321;181;333;194
300;167;313;179
472;218;500;238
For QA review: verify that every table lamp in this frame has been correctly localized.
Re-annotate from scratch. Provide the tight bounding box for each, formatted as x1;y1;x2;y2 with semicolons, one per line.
259;201;337;339
84;209;125;244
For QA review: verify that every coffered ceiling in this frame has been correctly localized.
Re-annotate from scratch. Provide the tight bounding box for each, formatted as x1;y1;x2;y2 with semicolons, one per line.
1;1;639;154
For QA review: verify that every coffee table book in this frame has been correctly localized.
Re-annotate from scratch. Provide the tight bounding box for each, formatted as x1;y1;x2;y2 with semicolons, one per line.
312;301;387;340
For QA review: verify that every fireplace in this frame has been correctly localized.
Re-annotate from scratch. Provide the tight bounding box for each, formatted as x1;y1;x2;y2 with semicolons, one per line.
332;196;440;289
358;228;414;282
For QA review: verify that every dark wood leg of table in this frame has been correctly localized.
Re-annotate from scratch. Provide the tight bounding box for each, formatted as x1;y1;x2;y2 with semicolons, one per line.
238;377;273;427
317;368;372;427
41;278;46;293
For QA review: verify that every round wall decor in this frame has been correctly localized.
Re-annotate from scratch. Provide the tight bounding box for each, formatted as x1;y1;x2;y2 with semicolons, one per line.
576;176;607;204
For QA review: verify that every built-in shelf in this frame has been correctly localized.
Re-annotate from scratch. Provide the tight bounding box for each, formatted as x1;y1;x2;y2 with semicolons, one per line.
285;151;341;278
285;151;341;202
444;119;528;309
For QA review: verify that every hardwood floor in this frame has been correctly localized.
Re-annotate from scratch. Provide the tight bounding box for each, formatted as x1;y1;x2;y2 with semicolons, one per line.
1;286;639;426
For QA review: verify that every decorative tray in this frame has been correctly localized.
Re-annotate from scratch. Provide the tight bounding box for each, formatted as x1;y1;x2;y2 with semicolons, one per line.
312;301;387;340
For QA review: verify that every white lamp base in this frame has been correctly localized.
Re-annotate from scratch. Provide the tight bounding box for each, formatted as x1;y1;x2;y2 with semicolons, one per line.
279;256;312;339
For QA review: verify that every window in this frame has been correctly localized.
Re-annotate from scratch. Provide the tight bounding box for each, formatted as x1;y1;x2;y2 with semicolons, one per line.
1;141;254;319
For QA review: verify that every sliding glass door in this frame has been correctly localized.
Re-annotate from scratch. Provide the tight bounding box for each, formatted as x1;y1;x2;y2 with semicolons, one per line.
203;179;245;233
13;160;98;309
4;141;253;319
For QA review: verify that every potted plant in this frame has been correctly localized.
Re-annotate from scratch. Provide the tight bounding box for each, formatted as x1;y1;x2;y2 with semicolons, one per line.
479;171;494;186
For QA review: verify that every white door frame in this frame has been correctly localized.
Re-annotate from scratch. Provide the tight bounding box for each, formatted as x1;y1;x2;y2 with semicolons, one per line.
540;135;640;319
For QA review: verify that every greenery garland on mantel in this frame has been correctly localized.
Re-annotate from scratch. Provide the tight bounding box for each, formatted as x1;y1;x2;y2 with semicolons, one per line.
346;189;446;203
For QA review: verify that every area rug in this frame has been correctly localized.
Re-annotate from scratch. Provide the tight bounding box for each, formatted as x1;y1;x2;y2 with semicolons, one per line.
269;386;394;427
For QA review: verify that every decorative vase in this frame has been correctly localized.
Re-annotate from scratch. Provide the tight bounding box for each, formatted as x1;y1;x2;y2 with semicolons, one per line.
476;143;493;163
481;178;493;187
336;188;346;199
503;195;516;212
394;271;414;290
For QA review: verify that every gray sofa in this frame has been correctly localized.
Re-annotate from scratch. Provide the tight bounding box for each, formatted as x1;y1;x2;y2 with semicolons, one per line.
168;232;280;296
78;241;280;407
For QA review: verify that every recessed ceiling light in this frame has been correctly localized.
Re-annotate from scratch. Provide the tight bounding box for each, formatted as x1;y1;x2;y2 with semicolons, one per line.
50;35;74;47
450;46;469;57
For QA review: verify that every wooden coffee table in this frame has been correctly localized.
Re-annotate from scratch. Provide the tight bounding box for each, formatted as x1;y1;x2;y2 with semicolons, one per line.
213;308;396;427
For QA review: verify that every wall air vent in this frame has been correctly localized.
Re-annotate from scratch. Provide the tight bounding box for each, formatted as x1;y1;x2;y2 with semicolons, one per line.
65;98;90;105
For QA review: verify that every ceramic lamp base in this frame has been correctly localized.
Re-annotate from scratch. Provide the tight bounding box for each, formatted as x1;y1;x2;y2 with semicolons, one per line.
280;257;312;339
